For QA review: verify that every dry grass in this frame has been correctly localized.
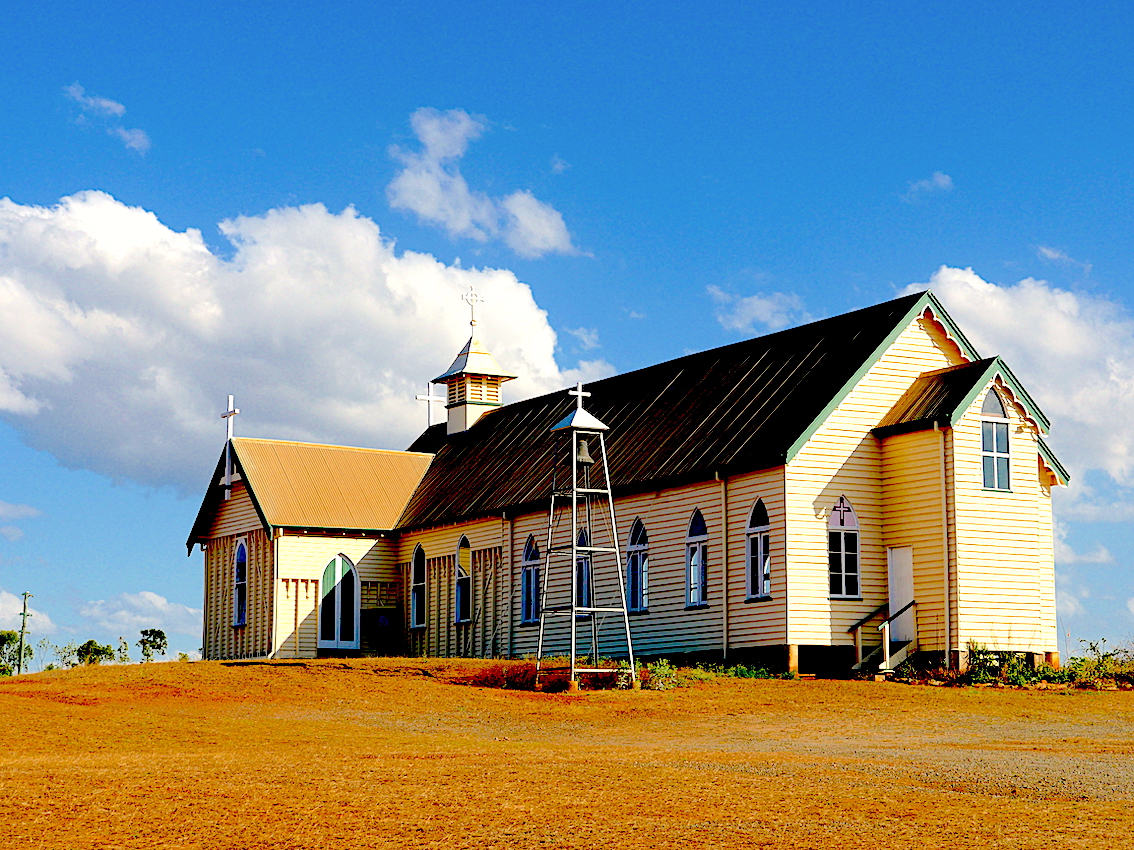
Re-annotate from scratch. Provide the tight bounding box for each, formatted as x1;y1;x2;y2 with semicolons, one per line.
2;657;1133;849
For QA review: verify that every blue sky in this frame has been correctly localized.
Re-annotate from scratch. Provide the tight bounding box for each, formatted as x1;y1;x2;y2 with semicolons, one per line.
1;2;1132;659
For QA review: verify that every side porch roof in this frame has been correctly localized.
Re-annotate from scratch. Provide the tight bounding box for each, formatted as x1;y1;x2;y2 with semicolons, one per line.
186;438;433;553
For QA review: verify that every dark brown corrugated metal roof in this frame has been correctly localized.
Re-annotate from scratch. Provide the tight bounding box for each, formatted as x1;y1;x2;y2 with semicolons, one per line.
398;291;928;529
187;439;433;551
873;359;997;438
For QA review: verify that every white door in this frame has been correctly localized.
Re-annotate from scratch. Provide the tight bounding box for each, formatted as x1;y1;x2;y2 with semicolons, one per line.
886;546;915;643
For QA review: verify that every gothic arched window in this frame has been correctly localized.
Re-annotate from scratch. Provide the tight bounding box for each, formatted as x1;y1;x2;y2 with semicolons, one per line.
686;510;709;606
746;500;771;599
626;519;649;611
827;497;859;598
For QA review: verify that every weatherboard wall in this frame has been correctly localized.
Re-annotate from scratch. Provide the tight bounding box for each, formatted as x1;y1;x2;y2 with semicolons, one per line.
272;534;396;659
395;471;791;661
950;381;1057;654
878;428;949;653
784;313;960;647
202;527;274;660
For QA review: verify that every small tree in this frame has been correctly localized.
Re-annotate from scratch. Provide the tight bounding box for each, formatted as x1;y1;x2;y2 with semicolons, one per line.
0;630;33;676
116;637;131;664
137;629;167;663
56;641;79;669
75;639;114;666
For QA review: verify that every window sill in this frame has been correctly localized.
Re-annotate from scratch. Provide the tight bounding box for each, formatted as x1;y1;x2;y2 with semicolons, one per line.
628;608;649;615
684;603;709;610
829;596;863;602
454;619;472;625
519;619;539;626
980;488;1013;493
409;624;426;630
232;623;246;629
744;595;772;603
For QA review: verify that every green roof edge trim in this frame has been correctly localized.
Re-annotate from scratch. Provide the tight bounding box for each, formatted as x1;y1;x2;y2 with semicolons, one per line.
785;290;981;464
1037;438;1071;485
945;357;1052;434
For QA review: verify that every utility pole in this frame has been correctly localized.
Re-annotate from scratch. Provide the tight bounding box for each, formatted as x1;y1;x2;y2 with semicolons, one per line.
16;591;32;675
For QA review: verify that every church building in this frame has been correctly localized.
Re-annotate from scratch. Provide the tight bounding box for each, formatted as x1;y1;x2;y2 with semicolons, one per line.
187;290;1068;673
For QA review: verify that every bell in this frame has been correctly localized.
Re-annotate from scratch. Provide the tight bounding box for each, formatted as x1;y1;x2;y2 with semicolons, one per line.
576;437;595;467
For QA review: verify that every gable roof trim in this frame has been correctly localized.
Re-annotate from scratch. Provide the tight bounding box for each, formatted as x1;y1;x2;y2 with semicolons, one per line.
786;291;982;463
1037;438;1071;486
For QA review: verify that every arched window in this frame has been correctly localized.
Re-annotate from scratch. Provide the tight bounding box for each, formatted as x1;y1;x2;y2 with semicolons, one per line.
686;510;708;606
319;554;359;649
521;535;541;623
626;519;649;611
746;500;771;599
827;497;859;598
232;539;248;627
981;388;1010;490
576;529;592;609
410;545;426;628
455;536;472;623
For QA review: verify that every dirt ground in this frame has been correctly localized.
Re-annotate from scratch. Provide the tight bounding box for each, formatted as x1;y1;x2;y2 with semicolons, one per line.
1;658;1132;849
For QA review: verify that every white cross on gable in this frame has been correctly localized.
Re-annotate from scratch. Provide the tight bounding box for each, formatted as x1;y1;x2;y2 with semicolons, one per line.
415;384;445;427
462;284;485;328
220;394;240;501
568;381;591;412
221;394;240;441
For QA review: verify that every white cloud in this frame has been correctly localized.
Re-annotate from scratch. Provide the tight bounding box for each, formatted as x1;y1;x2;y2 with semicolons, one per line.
62;83;148;155
0;501;40;521
708;286;806;333
565;327;601;350
1127;598;1134;618
905;268;1134;512
1057;576;1088;617
902;171;953;201
110;127;151;154
387;108;578;258
0;588;56;634
63;83;125;118
0;527;23;542
1054;522;1113;564
80;590;201;637
0;191;609;492
550;154;571;174
1037;245;1092;277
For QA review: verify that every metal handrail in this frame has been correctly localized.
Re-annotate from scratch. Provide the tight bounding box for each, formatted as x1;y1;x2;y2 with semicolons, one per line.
846;602;889;634
876;599;916;631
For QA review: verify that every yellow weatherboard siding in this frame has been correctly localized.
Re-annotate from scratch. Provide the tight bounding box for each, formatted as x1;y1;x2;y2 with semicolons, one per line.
786;313;960;646
202;527;273;660
879;429;949;652
951;381;1057;653
273;534;394;659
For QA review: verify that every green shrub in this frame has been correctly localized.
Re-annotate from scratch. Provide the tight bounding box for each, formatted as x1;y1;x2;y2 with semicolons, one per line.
964;641;999;684
643;658;679;690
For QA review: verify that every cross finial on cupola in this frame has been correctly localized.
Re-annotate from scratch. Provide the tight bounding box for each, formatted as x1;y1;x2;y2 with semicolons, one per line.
430;284;517;435
462;284;485;330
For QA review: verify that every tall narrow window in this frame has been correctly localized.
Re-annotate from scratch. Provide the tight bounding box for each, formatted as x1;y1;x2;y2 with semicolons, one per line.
576;529;592;609
410;545;426;628
319;554;360;649
455;537;472;623
232;540;248;627
686;510;708;606
746;500;771;599
981;388;1011;490
521;536;541;623
828;497;860;598
626;519;649;611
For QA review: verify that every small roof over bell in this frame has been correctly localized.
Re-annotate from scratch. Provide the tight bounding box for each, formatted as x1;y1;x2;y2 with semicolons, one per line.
432;336;518;384
550;381;608;432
